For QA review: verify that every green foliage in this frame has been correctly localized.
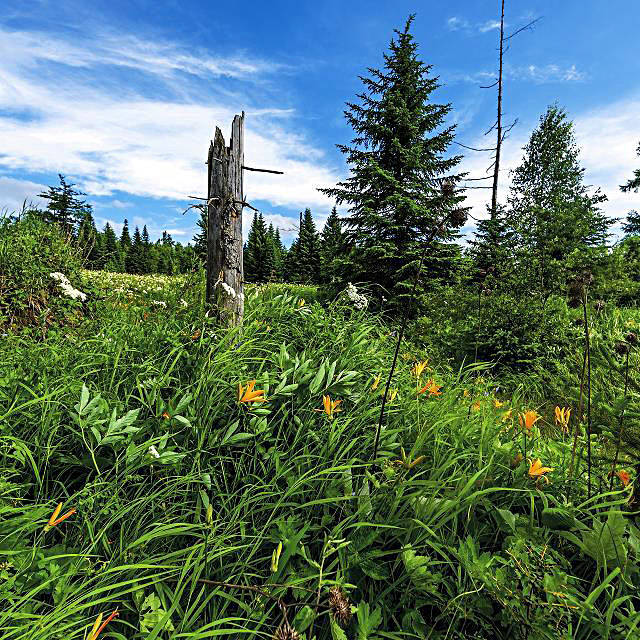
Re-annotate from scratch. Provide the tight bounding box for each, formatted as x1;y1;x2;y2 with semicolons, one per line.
0;211;83;329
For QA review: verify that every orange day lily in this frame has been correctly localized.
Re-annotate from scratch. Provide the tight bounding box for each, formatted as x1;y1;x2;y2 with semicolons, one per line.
371;373;382;391
555;406;571;433
46;502;76;530
88;609;119;640
418;379;442;396
161;411;171;420
528;458;553;483
519;410;541;431
315;394;342;419
238;380;266;404
493;397;504;409
616;470;631;487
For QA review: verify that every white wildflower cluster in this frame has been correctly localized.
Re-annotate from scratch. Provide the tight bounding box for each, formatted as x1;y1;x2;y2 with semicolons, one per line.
148;445;161;459
345;282;368;310
50;272;87;302
151;300;167;308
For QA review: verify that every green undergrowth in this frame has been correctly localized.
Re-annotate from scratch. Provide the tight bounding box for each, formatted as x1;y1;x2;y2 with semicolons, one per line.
1;273;639;639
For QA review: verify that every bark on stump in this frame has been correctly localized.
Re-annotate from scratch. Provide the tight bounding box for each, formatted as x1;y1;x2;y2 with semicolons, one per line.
206;113;244;325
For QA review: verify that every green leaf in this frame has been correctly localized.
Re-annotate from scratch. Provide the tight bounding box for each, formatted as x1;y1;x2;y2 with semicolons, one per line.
581;510;628;569
293;605;315;633
309;361;326;394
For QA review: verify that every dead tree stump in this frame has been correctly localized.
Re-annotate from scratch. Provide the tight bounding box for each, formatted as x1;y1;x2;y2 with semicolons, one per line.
206;113;244;325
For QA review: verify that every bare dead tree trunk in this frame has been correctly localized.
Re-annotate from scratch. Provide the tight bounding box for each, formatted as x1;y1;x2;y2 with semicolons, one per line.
206;113;245;325
490;0;505;222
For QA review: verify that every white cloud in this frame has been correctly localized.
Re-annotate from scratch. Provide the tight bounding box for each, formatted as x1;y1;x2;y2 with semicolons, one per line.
106;199;132;209
0;25;341;216
478;20;501;33
458;95;640;239
0;175;47;212
447;17;470;31
452;63;586;86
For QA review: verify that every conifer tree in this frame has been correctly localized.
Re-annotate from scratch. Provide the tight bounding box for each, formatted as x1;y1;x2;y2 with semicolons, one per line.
102;223;122;271
320;15;466;298
297;209;321;284
77;210;102;269
120;219;132;249
126;226;143;274
319;206;345;283
506;105;610;297
244;212;271;282
38;174;91;237
193;207;207;263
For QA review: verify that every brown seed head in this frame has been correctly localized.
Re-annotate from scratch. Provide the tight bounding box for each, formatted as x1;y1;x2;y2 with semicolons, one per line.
615;341;630;356
625;332;638;346
328;586;352;626
273;623;300;640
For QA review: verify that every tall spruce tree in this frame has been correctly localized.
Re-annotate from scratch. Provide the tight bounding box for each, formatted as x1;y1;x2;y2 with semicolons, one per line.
319;206;345;283
320;15;466;298
38;174;91;237
506;105;610;297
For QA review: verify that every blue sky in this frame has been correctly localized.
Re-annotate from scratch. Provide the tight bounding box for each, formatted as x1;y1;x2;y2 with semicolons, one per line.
1;0;638;243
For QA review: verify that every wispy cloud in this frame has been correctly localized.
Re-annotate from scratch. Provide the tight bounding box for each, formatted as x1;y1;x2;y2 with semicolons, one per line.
0;25;341;215
447;16;501;34
451;63;586;85
478;20;501;33
447;17;470;31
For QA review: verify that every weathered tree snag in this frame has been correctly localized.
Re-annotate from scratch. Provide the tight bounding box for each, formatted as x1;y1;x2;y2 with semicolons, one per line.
206;113;244;325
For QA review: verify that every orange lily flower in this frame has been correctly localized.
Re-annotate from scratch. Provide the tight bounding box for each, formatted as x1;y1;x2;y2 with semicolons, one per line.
471;401;482;412
493;397;504;409
161;411;171;420
616;470;631;487
411;360;429;378
463;389;470;398
191;329;201;340
528;458;553;483
46;503;76;529
315;394;342;418
238;380;266;404
519;410;541;431
554;406;571;432
88;609;119;640
418;379;442;396
297;298;305;307
371;373;382;391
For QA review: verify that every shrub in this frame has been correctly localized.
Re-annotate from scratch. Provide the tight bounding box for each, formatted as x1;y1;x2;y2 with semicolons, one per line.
0;211;83;329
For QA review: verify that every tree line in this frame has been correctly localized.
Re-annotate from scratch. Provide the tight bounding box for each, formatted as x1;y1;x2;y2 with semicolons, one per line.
33;175;197;275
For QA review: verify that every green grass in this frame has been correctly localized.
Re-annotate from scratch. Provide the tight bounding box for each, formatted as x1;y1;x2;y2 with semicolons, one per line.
1;271;639;639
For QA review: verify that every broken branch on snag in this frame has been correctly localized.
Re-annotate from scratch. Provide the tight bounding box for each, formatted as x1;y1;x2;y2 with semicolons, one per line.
241;165;284;174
